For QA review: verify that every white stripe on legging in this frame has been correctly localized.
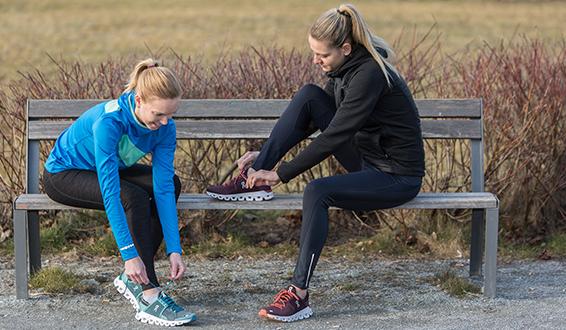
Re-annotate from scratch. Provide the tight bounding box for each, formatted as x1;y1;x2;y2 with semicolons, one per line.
306;253;315;288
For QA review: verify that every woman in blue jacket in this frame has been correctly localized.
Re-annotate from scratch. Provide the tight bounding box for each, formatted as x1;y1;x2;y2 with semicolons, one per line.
43;59;196;326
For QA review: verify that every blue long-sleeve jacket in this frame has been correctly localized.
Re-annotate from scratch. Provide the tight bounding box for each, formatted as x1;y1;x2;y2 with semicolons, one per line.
44;91;181;261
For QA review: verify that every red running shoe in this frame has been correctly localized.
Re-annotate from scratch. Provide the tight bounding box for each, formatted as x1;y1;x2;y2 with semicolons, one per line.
206;169;273;201
258;286;313;322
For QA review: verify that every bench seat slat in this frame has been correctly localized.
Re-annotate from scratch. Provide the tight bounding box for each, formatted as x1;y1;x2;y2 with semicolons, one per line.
28;99;481;119
29;119;482;140
15;192;498;211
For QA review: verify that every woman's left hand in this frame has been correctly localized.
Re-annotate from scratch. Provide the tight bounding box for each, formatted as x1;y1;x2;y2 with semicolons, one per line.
246;170;281;188
169;252;186;280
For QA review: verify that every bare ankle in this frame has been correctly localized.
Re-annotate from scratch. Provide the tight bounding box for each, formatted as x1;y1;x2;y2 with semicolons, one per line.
292;285;308;299
143;287;160;298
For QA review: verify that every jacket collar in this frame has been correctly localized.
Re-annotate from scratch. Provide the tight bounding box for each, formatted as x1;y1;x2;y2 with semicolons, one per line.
326;45;388;79
327;45;371;78
117;91;153;136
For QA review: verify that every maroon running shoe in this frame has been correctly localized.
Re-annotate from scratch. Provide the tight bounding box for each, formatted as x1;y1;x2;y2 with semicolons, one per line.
258;286;313;322
206;169;273;201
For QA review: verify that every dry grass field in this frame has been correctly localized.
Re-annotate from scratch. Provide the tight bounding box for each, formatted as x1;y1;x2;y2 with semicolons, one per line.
0;0;565;83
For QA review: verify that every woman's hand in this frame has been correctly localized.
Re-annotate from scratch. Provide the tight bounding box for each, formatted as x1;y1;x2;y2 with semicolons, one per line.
169;252;186;280
246;169;281;188
236;151;260;170
124;256;149;285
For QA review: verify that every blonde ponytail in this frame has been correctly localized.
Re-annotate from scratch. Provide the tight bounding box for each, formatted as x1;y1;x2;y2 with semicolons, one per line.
124;58;183;100
310;4;398;86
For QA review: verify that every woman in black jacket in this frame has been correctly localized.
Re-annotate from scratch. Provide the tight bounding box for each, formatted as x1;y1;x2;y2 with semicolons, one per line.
208;3;425;322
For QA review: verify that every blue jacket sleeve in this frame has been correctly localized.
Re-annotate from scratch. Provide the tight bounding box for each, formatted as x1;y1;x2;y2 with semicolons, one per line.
152;122;182;256
92;117;139;261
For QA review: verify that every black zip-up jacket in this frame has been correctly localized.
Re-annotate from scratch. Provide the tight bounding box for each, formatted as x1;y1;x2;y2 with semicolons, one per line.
276;45;425;183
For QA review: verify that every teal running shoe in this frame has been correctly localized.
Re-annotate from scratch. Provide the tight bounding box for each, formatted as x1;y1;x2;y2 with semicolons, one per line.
135;291;197;326
113;272;143;311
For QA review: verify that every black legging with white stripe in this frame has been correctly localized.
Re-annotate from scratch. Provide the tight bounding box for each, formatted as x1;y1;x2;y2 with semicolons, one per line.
252;84;422;288
43;164;181;290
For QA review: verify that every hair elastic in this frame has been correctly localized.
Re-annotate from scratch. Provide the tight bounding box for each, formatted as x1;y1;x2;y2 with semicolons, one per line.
336;8;349;17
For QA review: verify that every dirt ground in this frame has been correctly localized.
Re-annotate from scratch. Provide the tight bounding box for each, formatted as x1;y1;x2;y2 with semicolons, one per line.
1;253;566;329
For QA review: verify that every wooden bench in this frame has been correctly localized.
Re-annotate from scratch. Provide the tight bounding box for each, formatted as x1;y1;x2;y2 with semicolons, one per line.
13;98;499;299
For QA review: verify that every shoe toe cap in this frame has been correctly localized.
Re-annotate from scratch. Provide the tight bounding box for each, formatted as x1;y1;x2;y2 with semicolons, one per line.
206;185;219;192
180;312;197;322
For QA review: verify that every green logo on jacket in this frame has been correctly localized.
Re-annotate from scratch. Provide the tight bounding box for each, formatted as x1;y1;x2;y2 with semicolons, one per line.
118;135;146;166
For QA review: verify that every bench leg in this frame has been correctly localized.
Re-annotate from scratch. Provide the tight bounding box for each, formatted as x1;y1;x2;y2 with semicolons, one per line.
13;209;29;299
469;209;485;276
28;211;41;274
483;207;499;298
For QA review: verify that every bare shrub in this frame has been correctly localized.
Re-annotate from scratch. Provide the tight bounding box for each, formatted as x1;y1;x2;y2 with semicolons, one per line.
445;38;566;241
1;36;564;246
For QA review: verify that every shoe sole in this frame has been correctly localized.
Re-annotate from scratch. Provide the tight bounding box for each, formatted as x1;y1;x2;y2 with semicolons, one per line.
113;276;140;312
135;310;196;326
260;306;313;323
206;190;274;201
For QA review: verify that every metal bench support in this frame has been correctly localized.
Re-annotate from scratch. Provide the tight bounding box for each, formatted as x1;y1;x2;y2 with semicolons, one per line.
484;207;499;298
14;209;29;299
470;209;485;276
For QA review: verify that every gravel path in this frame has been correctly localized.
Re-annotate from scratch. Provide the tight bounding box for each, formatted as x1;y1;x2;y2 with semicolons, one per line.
1;255;565;329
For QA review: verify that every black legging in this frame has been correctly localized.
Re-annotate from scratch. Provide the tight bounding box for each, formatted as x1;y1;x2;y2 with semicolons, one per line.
43;164;181;290
252;84;422;289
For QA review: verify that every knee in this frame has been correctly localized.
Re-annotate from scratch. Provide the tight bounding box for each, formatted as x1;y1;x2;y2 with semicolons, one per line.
303;179;329;202
290;84;329;122
173;175;182;200
121;188;150;211
296;84;326;100
42;173;58;201
303;179;334;213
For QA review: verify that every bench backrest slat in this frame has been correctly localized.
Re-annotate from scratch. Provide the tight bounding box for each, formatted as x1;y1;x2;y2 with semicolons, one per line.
28;119;482;140
28;99;482;119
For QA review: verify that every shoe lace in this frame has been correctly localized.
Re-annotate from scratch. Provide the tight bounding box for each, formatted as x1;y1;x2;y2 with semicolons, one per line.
160;293;183;313
222;169;246;187
271;289;300;309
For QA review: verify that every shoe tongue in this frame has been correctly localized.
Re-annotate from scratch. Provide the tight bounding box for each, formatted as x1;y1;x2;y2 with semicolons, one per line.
287;285;297;293
163;294;185;314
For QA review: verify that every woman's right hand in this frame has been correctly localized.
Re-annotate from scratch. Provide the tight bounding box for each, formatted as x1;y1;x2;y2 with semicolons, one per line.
124;256;150;285
237;151;260;170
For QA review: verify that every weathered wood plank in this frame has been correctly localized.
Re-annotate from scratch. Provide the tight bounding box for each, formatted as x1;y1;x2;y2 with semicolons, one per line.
29;119;482;140
28;99;481;119
417;99;481;118
15;192;498;210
